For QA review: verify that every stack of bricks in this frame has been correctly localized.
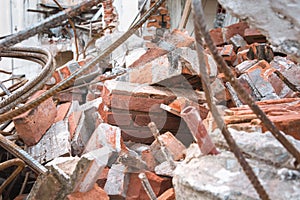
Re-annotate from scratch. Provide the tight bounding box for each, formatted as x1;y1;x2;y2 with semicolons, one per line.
102;0;118;26
224;98;300;140
98;79;204;143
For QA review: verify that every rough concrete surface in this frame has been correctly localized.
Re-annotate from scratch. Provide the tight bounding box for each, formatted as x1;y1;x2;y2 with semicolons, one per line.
218;0;300;61
173;129;300;200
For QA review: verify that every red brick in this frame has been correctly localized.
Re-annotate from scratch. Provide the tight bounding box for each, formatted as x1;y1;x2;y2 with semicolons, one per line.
67;184;109;200
54;92;84;104
150;131;186;162
209;28;224;46
129;48;168;69
126;171;172;200
168;98;209;120
219;44;237;65
55;102;71;123
157;188;175;200
121;128;155;144
96;167;110;188
264;114;300;140
209;22;249;46
165;29;195;48
141;149;159;171
98;104;133;126
84;123;128;153
133;113;181;130
225;21;249;40
244;28;267;44
110;94;168;113
14;90;57;146
68;111;83;139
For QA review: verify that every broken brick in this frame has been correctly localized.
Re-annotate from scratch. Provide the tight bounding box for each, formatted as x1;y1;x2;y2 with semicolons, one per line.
96;167;110;188
84;123;128;154
209;21;249;46
141;149;159;171
150;131;186;163
157;188;175;200
55;102;72;123
219;44;237;65
126;171;172;200
68;111;83;140
244;28;267;44
13;90;57;146
67;184;109;200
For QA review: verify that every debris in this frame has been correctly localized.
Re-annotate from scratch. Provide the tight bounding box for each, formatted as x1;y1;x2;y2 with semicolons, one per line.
181;106;218;155
1;0;300;199
13;90;57;146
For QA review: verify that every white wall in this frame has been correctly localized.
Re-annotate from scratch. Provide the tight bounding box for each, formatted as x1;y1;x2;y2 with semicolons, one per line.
0;0;41;84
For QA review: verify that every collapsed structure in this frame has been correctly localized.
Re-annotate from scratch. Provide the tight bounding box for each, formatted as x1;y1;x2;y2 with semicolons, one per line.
0;0;299;199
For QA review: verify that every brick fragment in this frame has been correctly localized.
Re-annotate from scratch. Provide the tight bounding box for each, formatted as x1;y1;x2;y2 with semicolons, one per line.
55;102;71;123
84;123;128;154
67;184;109;200
141;149;159;171
68;111;83;140
150;131;186;163
209;21;249;45
126;171;172;200
244;28;267;44
157;188;175;200
14;90;57;146
96;167;110;188
219;44;237;65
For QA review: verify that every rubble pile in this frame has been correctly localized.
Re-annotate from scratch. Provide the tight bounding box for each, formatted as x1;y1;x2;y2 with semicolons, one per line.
0;1;300;200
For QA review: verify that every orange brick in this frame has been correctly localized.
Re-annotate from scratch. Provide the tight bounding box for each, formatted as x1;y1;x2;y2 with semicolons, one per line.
67;184;109;200
126;171;172;200
14;90;57;146
158;188;175;200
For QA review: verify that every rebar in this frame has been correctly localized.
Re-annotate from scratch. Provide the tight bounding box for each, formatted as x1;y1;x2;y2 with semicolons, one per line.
192;0;300;165
0;158;25;194
0;0;166;123
0;134;48;174
192;0;270;199
0;0;101;52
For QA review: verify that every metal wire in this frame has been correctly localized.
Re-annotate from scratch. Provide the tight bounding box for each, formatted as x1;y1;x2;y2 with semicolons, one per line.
0;0;167;123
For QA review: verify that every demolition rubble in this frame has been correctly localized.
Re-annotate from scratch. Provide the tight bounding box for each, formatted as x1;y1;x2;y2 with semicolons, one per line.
0;0;300;200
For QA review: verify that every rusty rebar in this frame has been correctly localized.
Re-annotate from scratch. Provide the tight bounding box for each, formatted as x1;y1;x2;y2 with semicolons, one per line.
192;0;270;199
53;0;80;61
0;0;166;123
0;0;101;52
0;134;48;175
0;158;25;194
273;70;300;94
0;47;55;114
193;1;300;165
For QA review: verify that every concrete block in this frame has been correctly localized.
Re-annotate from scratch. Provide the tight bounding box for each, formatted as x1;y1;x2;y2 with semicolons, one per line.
104;164;129;198
27;121;71;163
